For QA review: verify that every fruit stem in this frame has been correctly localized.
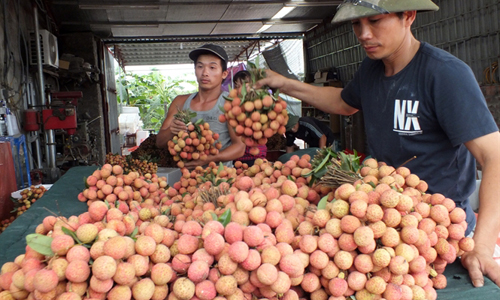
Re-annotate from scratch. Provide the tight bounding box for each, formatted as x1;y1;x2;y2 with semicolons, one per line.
390;156;417;175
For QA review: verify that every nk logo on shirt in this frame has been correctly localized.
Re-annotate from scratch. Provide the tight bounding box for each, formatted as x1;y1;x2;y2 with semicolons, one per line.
393;99;422;135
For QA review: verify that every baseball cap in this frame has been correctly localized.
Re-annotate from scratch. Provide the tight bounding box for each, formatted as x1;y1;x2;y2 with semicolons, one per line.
189;44;229;64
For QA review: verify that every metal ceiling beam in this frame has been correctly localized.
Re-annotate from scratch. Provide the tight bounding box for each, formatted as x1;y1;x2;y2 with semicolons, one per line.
103;34;302;44
64;18;323;27
52;1;342;9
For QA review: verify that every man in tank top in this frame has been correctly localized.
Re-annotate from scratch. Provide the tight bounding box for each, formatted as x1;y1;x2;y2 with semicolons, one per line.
156;44;245;167
255;0;500;288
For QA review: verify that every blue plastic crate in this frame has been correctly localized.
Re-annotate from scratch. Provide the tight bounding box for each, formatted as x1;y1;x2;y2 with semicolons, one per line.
0;135;31;189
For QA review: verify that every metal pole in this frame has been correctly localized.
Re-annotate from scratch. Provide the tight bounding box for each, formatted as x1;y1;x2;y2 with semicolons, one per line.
27;79;43;169
45;91;56;168
34;5;56;169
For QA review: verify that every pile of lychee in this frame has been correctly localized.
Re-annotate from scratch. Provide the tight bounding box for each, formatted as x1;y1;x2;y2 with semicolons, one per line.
0;155;475;300
14;185;46;215
167;121;222;168
219;88;288;156
77;163;167;205
1;185;48;233
105;153;158;176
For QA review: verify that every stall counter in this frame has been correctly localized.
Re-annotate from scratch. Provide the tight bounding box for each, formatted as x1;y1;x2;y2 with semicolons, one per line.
0;166;499;299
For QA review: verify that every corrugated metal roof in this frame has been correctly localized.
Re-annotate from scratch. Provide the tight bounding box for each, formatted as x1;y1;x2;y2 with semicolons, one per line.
48;1;342;66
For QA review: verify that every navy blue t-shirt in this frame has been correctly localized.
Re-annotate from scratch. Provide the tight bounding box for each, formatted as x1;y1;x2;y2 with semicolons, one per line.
341;42;498;235
286;116;335;148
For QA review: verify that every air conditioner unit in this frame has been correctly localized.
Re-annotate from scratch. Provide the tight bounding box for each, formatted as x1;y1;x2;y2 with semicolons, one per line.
29;29;59;69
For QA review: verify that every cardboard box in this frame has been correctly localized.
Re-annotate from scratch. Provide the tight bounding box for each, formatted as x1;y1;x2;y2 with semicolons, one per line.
156;167;182;186
59;60;70;70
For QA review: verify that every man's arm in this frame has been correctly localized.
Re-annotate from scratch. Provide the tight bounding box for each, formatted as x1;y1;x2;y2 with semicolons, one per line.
285;132;296;153
319;135;327;148
255;69;358;116
156;96;189;149
462;131;500;287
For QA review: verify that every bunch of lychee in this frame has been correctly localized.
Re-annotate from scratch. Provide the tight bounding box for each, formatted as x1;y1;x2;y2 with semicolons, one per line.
219;88;288;156
78;163;168;208
312;157;475;300
173;163;237;196
167;122;222;168
15;185;46;214
1;185;48;233
105;153;158;176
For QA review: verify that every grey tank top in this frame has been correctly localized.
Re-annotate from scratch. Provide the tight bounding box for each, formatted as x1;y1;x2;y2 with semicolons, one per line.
182;91;231;152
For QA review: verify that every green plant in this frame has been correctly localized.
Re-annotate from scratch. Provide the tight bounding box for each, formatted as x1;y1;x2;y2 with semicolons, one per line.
116;69;197;132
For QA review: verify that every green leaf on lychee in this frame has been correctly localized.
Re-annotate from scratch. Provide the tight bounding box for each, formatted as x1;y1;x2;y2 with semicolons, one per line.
211;212;218;221
217;162;224;176
273;89;281;100
26;233;54;257
104;200;110;209
130;227;139;239
83;176;89;188
317;196;329;210
240;82;247;102
61;226;83;244
218;209;232;227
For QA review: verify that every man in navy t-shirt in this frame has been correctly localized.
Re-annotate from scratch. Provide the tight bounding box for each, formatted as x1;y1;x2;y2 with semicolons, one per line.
256;0;500;289
285;115;336;153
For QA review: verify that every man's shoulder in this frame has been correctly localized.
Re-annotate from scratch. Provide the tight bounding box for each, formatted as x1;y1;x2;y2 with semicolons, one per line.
173;94;192;102
418;42;465;65
167;94;193;114
299;116;315;123
417;42;474;78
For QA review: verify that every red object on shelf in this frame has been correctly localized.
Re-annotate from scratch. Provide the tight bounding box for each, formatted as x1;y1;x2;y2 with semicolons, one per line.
51;91;83;106
42;108;77;135
24;109;40;131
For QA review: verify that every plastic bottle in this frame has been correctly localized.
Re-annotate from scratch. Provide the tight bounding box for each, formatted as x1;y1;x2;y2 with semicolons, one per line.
0;116;6;136
5;113;20;136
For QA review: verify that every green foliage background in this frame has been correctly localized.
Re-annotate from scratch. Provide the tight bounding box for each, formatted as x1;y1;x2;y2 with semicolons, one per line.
116;69;197;132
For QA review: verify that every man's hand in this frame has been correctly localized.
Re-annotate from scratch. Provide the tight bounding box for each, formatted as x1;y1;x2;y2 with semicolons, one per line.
254;69;287;90
461;245;500;287
170;119;188;136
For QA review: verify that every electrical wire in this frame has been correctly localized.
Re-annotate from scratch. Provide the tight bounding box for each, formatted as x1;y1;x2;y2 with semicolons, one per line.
483;61;498;84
